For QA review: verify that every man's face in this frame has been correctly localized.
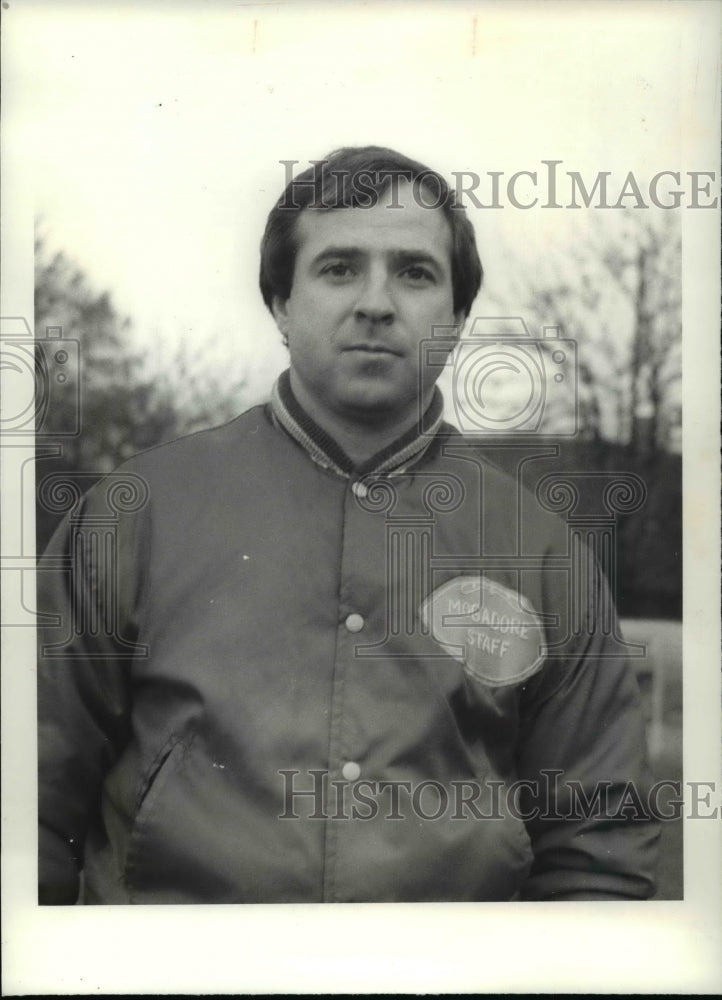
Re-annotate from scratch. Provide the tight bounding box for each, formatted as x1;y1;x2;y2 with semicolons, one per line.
272;182;463;428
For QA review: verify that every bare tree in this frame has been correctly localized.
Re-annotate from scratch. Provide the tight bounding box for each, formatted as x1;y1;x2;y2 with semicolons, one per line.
490;210;681;450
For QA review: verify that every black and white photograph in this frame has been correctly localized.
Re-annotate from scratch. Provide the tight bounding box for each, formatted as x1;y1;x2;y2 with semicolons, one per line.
2;0;720;993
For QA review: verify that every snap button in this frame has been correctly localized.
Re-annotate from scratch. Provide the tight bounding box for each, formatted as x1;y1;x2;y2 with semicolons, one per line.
342;761;361;781
345;613;364;633
351;481;368;499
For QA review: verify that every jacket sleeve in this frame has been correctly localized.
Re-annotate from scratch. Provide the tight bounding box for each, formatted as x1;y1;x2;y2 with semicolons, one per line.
37;481;145;904
516;557;660;901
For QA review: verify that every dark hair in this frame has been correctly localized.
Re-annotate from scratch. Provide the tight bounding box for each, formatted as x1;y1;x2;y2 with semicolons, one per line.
259;146;483;318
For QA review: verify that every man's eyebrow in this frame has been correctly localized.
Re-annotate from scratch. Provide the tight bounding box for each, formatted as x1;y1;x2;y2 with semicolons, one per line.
309;247;447;270
309;246;364;265
390;250;446;271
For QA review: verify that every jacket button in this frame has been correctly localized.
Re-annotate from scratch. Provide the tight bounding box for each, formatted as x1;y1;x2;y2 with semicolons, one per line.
345;613;365;633
342;761;361;781
351;481;368;499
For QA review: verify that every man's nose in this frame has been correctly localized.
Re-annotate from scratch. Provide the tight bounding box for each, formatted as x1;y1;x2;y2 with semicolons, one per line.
354;272;395;325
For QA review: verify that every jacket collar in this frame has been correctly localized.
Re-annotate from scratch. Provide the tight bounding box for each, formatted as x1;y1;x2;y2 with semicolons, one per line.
270;369;444;479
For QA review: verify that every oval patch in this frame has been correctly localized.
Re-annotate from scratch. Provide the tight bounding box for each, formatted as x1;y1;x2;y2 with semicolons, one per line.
419;575;546;687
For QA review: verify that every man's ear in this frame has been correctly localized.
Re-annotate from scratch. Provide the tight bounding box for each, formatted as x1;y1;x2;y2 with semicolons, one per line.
271;295;290;332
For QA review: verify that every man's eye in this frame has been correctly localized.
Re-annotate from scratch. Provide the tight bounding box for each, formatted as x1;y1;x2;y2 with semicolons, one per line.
320;263;354;278
401;266;435;283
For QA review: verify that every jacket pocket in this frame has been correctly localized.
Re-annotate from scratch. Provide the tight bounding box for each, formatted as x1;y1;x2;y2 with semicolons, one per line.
125;735;191;895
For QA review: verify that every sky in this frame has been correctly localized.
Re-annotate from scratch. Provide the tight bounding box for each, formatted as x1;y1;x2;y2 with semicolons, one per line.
4;0;708;406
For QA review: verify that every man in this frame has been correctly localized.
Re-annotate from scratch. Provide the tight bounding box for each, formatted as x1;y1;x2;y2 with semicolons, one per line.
38;146;659;904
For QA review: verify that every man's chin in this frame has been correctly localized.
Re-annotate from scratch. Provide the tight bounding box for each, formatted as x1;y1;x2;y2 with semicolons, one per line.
340;392;401;418
334;384;425;426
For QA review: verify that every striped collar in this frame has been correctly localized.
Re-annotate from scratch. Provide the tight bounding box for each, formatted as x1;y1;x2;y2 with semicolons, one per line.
270;369;445;479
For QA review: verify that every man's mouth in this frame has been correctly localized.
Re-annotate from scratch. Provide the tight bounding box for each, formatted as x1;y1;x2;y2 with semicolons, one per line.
344;344;401;356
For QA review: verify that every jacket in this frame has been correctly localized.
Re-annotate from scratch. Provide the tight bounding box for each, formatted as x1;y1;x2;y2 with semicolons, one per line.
37;371;659;903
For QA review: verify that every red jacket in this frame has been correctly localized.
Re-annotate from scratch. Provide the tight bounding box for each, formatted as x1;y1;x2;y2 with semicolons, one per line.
38;372;659;903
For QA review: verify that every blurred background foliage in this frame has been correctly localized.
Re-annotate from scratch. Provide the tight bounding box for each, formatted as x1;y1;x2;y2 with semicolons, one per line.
34;235;249;549
495;210;682;452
